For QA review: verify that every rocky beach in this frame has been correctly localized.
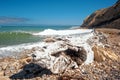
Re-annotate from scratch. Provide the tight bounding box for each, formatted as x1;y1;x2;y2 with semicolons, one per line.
0;28;119;80
0;0;120;80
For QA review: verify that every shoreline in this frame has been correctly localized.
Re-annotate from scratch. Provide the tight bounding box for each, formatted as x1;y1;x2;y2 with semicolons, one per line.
0;29;93;58
0;28;119;80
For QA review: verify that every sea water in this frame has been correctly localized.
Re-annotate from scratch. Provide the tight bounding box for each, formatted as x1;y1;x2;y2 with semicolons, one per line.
0;25;74;47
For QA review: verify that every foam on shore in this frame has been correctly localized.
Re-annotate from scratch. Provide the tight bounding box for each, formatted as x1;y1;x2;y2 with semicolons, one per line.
33;29;93;36
0;29;94;67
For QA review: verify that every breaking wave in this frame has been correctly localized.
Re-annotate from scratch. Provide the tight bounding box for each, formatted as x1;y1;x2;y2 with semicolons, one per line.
32;29;93;36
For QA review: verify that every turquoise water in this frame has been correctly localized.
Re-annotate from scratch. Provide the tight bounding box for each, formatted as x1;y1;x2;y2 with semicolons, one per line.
0;25;72;32
0;25;74;47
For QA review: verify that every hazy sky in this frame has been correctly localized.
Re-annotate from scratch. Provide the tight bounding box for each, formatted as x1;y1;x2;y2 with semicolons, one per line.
0;0;117;25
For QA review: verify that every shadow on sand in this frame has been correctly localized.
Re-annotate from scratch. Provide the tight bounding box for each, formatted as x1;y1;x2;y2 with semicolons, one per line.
10;63;52;79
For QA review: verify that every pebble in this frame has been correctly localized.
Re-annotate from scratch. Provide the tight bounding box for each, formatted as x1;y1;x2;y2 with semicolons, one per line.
0;71;4;76
0;76;10;80
2;63;7;70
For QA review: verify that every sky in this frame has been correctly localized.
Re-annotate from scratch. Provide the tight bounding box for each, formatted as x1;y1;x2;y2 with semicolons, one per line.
0;0;117;25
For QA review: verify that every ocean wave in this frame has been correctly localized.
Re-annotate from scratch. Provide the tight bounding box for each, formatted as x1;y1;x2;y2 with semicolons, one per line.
70;26;80;29
32;29;93;36
0;31;42;47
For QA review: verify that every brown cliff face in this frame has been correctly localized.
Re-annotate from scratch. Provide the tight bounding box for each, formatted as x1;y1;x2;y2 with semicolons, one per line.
81;0;120;29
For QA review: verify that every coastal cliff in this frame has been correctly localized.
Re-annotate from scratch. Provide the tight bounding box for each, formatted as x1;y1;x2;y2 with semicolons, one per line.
81;0;120;29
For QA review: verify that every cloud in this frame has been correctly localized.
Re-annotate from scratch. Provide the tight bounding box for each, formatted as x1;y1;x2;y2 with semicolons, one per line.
0;16;29;24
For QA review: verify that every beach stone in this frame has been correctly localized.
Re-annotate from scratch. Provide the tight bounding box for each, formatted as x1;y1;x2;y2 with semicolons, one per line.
9;66;16;74
118;42;120;46
0;76;10;80
0;71;4;76
1;63;8;70
0;67;2;71
20;57;32;64
12;62;20;70
44;37;56;43
4;68;11;76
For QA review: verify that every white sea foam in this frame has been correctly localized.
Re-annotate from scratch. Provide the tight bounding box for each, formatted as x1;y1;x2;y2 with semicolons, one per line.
0;42;44;57
32;29;93;36
70;26;80;29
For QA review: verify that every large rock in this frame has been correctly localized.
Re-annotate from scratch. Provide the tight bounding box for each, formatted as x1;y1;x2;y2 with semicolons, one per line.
81;0;120;29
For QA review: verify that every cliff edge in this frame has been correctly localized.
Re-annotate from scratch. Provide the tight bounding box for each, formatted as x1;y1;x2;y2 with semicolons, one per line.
81;0;120;29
